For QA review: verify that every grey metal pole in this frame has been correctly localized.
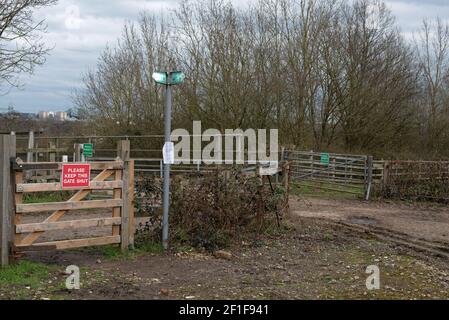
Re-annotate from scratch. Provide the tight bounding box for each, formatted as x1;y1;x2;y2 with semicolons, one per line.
162;74;172;250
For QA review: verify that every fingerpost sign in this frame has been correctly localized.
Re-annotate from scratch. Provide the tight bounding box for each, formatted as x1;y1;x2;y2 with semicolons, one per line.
61;164;91;189
320;153;330;165
83;143;93;158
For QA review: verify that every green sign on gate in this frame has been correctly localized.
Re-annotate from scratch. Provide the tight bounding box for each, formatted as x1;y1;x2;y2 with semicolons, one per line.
83;143;93;158
320;153;330;165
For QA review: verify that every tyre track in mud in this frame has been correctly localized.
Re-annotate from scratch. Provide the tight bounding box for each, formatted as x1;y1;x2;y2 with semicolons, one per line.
290;196;449;260
330;220;449;259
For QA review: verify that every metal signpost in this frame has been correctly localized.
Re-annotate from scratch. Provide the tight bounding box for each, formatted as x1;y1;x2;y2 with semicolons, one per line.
152;70;185;249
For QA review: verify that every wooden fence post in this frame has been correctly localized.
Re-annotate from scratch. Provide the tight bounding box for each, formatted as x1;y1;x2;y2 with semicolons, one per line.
26;131;34;180
281;161;292;217
382;161;390;190
117;140;132;251
364;156;373;200
1;135;16;266
128;159;135;249
48;140;56;181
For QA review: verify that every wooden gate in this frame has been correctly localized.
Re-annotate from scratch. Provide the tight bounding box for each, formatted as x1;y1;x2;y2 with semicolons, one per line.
10;159;134;254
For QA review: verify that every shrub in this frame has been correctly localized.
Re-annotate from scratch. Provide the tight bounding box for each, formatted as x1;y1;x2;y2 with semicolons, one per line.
135;169;288;251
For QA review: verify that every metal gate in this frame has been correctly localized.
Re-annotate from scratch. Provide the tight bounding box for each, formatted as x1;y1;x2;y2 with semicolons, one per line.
285;150;373;198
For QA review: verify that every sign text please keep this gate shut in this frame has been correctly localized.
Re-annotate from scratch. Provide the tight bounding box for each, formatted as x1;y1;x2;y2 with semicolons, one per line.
61;164;91;188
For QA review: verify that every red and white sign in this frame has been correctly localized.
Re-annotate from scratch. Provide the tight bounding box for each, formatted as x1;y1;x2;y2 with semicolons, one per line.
61;164;91;189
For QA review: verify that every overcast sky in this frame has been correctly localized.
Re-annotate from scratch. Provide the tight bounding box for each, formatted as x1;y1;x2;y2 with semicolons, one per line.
1;0;449;113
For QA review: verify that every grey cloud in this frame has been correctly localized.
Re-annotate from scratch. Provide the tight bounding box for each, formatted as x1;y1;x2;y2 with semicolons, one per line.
0;0;179;112
1;0;449;113
386;0;449;6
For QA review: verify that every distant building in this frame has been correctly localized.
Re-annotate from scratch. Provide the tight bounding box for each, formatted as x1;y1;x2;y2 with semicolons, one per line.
38;111;50;119
38;111;69;121
55;111;68;121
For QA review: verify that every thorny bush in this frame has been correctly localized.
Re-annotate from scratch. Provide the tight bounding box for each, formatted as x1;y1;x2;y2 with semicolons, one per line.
134;170;288;251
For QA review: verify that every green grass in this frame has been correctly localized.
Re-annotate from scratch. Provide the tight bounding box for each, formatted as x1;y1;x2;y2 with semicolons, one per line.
0;261;63;299
136;242;164;254
0;261;51;287
291;181;363;200
323;233;334;241
75;242;165;261
23;192;73;204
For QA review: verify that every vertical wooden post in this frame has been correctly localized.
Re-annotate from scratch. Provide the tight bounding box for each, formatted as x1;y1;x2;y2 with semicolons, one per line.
74;143;82;162
26;131;34;180
128;159;135;249
1;135;16;266
282;161;291;215
26;131;34;163
48;140;56;181
364;156;373;201
382;160;390;194
310;151;314;179
55;138;59;162
117;140;131;251
282;162;291;192
277;147;285;185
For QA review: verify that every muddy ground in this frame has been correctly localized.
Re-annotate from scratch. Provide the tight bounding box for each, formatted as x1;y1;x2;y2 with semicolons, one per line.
291;196;449;244
1;196;449;300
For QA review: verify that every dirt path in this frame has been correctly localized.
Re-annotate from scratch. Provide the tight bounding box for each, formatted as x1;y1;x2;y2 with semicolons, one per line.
11;215;449;300
4;198;449;300
290;196;449;245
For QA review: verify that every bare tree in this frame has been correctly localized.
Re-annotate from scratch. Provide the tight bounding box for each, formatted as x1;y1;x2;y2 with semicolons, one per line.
414;18;449;156
0;0;57;92
75;13;173;140
76;0;442;158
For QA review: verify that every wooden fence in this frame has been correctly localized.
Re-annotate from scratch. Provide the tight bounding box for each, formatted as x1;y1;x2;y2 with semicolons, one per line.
379;160;449;201
1;135;135;266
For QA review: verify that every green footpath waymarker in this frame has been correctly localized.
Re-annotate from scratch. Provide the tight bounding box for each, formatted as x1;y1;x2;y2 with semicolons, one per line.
320;153;330;165
152;71;185;85
83;143;93;158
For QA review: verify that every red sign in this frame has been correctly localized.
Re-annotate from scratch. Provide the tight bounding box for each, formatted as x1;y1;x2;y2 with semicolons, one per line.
61;164;91;189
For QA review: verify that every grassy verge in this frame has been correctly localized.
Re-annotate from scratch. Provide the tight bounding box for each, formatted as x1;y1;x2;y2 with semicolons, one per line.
291;181;363;200
74;242;165;261
0;261;65;300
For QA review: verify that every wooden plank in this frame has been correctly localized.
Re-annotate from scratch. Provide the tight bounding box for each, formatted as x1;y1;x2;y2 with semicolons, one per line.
13;161;124;171
28;175;58;181
14;171;23;246
19;169;115;246
16;217;121;233
16;235;121;250
17;147;68;153
17;180;123;193
13;244;57;252
16;199;123;214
